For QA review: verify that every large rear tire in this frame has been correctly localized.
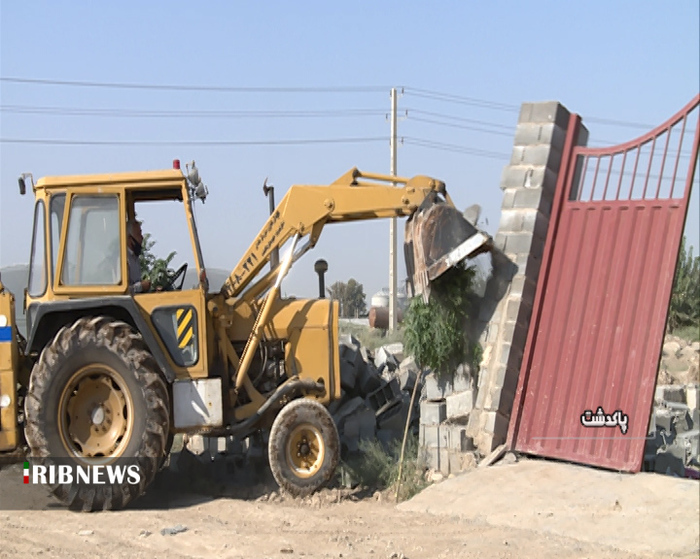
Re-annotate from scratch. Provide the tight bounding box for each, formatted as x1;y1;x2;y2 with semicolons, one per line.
268;398;339;497
24;317;170;511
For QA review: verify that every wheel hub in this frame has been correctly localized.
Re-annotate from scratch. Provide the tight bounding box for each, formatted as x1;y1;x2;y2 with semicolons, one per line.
91;406;106;426
59;365;133;459
286;424;325;479
297;439;311;457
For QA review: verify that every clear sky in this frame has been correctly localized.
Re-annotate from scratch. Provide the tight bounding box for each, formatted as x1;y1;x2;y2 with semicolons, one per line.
1;1;698;300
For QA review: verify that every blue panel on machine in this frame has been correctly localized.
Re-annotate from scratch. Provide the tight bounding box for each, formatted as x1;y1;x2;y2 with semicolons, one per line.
0;326;12;342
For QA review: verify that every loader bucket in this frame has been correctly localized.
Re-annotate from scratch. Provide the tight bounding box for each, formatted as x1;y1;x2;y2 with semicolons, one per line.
405;197;492;301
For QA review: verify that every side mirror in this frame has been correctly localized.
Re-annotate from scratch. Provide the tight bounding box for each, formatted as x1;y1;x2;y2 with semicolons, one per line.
18;173;34;195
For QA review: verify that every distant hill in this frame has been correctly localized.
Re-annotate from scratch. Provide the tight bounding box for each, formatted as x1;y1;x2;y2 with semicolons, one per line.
0;264;231;337
0;265;28;335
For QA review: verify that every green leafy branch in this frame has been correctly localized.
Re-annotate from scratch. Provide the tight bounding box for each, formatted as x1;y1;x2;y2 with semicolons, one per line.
139;233;177;290
404;262;480;378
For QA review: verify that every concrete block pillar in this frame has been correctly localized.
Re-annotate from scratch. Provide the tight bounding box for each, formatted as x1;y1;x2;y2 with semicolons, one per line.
468;101;588;454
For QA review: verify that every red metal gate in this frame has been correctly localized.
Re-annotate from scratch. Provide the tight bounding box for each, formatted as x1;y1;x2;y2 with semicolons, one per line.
508;95;700;471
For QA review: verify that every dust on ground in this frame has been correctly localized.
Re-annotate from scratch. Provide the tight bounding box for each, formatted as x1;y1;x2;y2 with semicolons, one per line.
1;456;698;559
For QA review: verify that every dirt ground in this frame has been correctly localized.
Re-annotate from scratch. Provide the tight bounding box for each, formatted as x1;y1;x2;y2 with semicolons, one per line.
1;456;698;559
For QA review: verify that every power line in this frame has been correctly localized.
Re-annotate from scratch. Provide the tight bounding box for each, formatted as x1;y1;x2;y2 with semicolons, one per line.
585;116;658;130
403;87;518;112
2;76;691;136
403;137;509;160
0;104;386;119
0;136;388;146
407;109;514;130
408;116;515;137
0;76;390;93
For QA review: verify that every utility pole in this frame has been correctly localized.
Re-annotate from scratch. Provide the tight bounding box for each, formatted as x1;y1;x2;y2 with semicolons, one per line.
389;87;398;332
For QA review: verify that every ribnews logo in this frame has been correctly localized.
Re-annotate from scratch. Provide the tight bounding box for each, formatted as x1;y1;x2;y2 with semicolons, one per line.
23;460;142;485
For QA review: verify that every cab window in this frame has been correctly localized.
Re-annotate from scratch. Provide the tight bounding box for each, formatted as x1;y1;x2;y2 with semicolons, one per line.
27;200;47;297
49;193;66;284
61;195;121;286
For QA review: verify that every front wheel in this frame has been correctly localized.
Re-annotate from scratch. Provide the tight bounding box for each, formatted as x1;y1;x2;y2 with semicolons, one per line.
268;398;340;497
24;317;170;511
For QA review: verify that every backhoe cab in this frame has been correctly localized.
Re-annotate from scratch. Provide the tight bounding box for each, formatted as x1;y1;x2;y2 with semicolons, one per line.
0;162;490;511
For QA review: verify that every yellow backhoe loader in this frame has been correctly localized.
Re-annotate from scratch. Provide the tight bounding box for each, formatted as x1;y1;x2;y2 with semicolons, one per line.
0;162;490;510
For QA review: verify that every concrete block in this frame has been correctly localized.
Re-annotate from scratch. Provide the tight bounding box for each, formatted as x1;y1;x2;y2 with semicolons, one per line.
522;209;550;242
484;410;510;438
676;429;699;460
374;347;400;372
513;122;566;149
509;276;537;301
383;342;405;362
453;363;473;392
399;355;419;374
446;390;474;419
420;399;447;425
498;343;513;367
494;232;507;252
510;144;561;169
653;408;675;434
512;186;543;209
425;446;450;475
486;323;500;344
514;251;541;277
504;232;534;256
500;165;555;191
500;187;517;207
656;385;686;404
398;356;420;392
508;322;530;358
419;423;436;448
518;101;571;130
505;298;521;322
673;409;693;433
498;209;524;233
445;424;475;452
425;372;453;400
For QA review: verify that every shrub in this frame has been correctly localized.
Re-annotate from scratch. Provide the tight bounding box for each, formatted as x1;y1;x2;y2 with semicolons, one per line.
404;262;478;378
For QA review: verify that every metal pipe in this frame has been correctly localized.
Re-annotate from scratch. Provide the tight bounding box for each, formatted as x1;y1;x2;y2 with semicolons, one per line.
234;234;299;392
263;179;280;270
228;378;326;437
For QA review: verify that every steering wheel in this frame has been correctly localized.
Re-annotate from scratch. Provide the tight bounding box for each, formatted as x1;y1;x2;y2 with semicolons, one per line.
163;263;188;291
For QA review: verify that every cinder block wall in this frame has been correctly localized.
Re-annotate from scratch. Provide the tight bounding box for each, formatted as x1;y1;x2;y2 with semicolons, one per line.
466;101;589;454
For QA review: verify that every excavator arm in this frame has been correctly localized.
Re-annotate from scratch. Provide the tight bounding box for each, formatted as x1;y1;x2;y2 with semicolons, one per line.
222;168;487;300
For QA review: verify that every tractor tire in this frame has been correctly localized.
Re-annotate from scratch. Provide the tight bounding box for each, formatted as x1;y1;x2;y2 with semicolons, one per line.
268;398;340;497
24;316;170;511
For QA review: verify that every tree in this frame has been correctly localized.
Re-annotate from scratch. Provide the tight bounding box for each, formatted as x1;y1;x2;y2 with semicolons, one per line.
667;236;700;333
327;278;367;318
139;233;177;290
